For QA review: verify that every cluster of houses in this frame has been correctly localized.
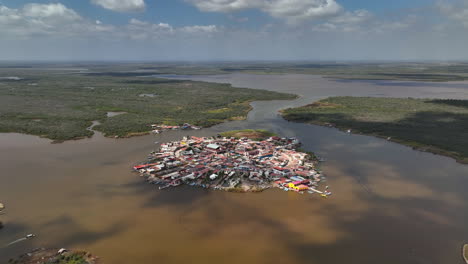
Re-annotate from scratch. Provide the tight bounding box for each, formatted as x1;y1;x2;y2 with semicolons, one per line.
151;123;201;134
133;135;331;196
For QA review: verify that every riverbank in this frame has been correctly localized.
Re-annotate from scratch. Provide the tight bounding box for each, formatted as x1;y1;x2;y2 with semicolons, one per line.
10;248;99;264
281;96;468;163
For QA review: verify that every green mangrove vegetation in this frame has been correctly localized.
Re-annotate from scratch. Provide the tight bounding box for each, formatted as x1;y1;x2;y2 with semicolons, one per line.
282;96;468;163
0;67;296;141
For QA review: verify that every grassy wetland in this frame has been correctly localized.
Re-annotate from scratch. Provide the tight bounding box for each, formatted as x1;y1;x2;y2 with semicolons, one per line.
282;97;468;163
0;67;295;141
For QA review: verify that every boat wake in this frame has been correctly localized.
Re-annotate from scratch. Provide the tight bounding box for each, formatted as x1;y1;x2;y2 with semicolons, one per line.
5;234;35;247
6;237;27;246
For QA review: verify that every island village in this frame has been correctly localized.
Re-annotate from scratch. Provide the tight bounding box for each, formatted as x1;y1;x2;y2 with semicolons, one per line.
133;134;331;196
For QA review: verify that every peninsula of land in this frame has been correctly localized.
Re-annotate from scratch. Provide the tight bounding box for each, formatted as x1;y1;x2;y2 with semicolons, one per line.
282;97;468;163
0;67;295;141
134;130;330;195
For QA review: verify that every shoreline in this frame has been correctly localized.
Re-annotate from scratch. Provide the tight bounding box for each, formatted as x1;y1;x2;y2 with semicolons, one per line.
281;96;468;164
0;96;296;143
11;248;99;264
283;119;468;164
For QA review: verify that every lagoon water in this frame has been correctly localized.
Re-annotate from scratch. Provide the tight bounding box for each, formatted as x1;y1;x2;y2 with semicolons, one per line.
2;74;468;264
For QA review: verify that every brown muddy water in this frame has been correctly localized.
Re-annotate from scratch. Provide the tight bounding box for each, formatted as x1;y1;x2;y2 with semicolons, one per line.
2;74;468;264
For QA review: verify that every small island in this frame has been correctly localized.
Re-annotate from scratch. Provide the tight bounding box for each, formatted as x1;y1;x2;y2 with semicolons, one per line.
133;130;330;195
9;248;99;264
281;97;468;163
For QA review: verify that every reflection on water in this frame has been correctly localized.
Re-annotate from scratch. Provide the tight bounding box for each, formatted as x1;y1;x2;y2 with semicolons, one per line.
1;74;468;264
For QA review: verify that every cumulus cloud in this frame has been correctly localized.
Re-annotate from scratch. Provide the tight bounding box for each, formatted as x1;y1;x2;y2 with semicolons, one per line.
0;3;88;37
0;3;218;41
186;0;342;23
91;0;146;12
22;3;81;20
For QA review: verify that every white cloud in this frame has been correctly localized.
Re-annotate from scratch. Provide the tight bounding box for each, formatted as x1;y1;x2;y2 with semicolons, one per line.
188;0;257;12
1;1;466;61
330;9;372;24
0;3;219;41
311;9;372;32
310;10;416;34
438;0;468;27
186;0;342;23
91;0;146;12
22;3;81;20
0;3;86;37
124;19;219;40
263;0;342;23
180;25;218;33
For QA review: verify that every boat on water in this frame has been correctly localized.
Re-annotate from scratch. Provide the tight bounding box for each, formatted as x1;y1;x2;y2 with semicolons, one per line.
26;234;36;239
463;244;468;264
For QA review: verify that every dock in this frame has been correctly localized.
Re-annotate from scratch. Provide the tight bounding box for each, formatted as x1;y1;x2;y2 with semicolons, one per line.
463;244;468;264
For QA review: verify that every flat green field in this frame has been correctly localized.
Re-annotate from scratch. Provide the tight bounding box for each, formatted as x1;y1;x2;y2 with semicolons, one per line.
281;97;468;163
0;68;295;141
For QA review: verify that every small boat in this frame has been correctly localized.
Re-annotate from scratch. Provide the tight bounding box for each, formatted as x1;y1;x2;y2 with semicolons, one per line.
463;244;468;264
26;234;36;239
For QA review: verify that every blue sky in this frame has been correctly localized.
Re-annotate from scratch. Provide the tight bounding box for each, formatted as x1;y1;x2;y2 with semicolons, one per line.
0;0;435;26
0;0;467;60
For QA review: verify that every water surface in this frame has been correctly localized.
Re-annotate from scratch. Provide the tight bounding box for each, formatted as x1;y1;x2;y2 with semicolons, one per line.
1;74;468;264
